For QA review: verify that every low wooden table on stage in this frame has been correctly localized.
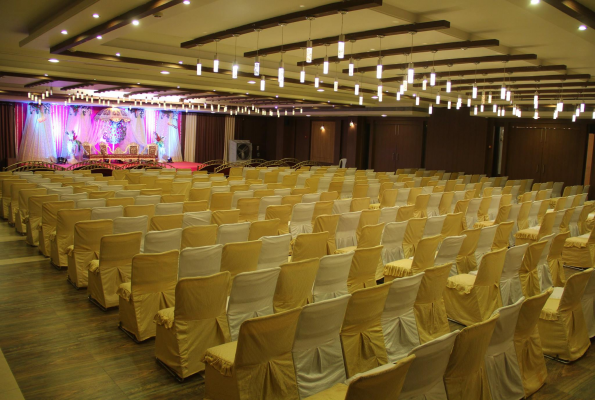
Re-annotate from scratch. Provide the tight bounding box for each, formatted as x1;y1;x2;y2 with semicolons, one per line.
84;154;158;162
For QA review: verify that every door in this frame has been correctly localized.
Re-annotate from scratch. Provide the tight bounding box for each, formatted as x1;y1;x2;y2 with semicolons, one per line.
395;122;424;169
372;123;398;172
505;127;544;180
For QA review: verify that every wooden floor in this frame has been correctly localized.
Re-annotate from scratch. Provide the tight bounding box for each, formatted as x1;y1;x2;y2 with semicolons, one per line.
0;221;594;399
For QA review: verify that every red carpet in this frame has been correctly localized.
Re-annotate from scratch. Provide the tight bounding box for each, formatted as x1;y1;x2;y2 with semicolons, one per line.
169;162;205;171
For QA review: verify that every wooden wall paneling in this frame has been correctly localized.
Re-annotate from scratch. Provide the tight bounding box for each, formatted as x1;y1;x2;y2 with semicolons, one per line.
341;117;358;168
234;116;269;159
282;118;296;159
504;126;544;181
370;120;397;172
310;120;336;164
333;119;343;164
542;126;587;185
294;118;311;161
395;120;424;169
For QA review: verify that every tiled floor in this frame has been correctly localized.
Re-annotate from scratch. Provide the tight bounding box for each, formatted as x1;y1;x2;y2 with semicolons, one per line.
0;218;594;399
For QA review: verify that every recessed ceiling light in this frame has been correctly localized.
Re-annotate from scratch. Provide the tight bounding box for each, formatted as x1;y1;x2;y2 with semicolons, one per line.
245;92;249;94
275;95;279;98
60;30;68;35
300;5;305;7
44;74;48;77
132;20;139;26
381;114;387;117
183;0;191;4
370;48;375;51
530;0;540;4
306;114;311;116
579;25;587;30
178;61;183;64
116;53;121;56
48;58;59;63
96;35;102;39
93;13;99;18
317;89;324;92
372;95;378;99
160;71;170;74
247;80;256;84
137;82;140;84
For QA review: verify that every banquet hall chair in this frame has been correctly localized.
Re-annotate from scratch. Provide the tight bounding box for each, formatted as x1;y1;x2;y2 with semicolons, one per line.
106;197;135;207
67;219;113;289
274;258;319;312
178;244;223;279
16;187;46;234
265;204;291;235
50;208;92;269
519;240;548;297
182;210;211;227
220;240;262;289
210;192;232;211
155;202;183;216
118;249;179;342
347;245;383;292
180;224;217;250
87;232;142;310
25;194;59;246
143;228;182;253
289;203;315;239
414;263;452;343
384;235;441;281
135;195;161;205
149;214;183;231
291;232;328;262
216;222;250;245
312;252;354;302
257;234;291;270
211;209;240;226
91;206;123;220
248;219;279;241
155;272;231;381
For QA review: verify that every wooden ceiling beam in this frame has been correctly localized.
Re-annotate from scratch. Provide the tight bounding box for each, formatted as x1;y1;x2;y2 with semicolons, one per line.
347;53;537;73
298;39;499;66
24;80;55;88
425;74;591;87
542;0;595;30
243;20;450;58
449;81;595;91
50;0;186;54
181;0;382;48
94;86;131;94
381;65;567;82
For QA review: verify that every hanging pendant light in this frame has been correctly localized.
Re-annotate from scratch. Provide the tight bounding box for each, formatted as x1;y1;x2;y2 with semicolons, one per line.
407;32;415;83
580;103;585;112
278;25;285;87
260;75;265;91
467;97;471;107
377;81;382;97
254;29;261;76
232;35;239;79
493;104;498;113
506;89;511;102
488;91;492;104
334;62;339;91
348;40;356;76
447;100;451;109
474;105;478;115
354;80;360;95
557;99;564;112
446;79;451;93
533;91;539;109
323;44;329;74
337;11;346;58
428;104;433;114
396;92;401;101
213;39;220;73
576;105;580;116
402;78;408;92
359;96;363;105
314;72;320;88
430;51;437;86
300;47;306;83
500;85;506;99
306;17;314;63
436;93;440;104
472;85;478;99
376;35;383;79
422;76;427;90
415;95;420;105
480;104;484;112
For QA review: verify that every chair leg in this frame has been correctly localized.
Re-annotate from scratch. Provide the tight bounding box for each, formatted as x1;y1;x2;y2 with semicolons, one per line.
88;295;109;312
544;354;573;365
118;322;145;344
67;276;84;290
155;358;185;383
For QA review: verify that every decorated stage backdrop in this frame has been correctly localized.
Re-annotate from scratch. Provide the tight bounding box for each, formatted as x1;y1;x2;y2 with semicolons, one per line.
17;103;183;163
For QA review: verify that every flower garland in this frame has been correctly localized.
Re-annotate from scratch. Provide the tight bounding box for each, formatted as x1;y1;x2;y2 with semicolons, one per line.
28;103;51;114
69;105;91;116
154;132;165;148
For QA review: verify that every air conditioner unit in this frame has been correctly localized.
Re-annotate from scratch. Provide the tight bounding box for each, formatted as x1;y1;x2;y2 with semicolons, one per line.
228;140;252;162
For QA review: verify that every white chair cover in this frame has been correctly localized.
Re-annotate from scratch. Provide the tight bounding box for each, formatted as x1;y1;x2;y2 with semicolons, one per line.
60;193;88;201
76;198;106;209
73;176;94;183
210;186;230;194
527;201;543;228
257;234;291;270
382;273;425;362
423;215;446;238
426;193;442;217
249;184;268;191
38;183;63;189
400;331;459;400
551;210;566;234
484;298;525;400
474;225;498;267
91;206;123;220
115;190;141;199
582;271;595;338
465;198;482;230
274;188;292;197
381;221;408;265
450;191;466;212
579;193;588;205
302;193;321;203
498;244;528;306
487;195;502;221
367;183;381;204
143;228;182;253
312;252;354;302
232;190;253;208
48;187;74;196
317;177;332;194
216;222;250;245
178;244;223;279
335;211;361;249
396;188;411;207
379;206;399;224
436;235;465;270
192;182;211;189
292;295;351;399
135;195;161;205
104;185;124;192
536;233;555;291
227;268;281;341
289;203;316;239
155;202;183;216
341;180;354;199
182;211;212;227
258;196;282;220
332;199;351;215
113;215;148;251
508;203;522;247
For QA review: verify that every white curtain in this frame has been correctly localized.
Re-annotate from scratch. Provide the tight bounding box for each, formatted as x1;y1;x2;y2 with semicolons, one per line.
156;111;182;161
223;116;236;162
18;104;56;162
126;108;148;153
59;106;92;158
184;113;197;162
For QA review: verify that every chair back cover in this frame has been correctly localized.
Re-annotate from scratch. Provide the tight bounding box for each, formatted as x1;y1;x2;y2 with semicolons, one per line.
381;273;425;362
258;234;291;270
289;203;315;238
211;209;240;226
143;228;182;253
332;198;352;214
182;210;212;227
274;258;320;312
216;222;250;245
422;215;446;238
91;206;123;220
378;206;398;224
335;211;361;249
258;195;282;220
348;245;383;292
248;219;279;241
75;198;105;209
312;252;354;302
475;224;498;265
227;268;281;341
135;195;161;205
292;295;351;398
178;244;223;279
435;235;465;266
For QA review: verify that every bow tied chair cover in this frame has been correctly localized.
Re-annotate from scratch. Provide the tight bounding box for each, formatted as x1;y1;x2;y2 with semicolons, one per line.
381;273;425;362
17;188;47;234
289;203;316;239
335;211;361;250
514;289;553;397
265;204;291;235
154;272;231;380
291;231;329;262
443;314;500;400
257;234;291;270
117;249;180;342
67;219;114;288
538;268;593;362
51;208;93;268
347;245;383;292
340;283;391;378
203;307;302;400
413;263;452;343
399;330;459;400
444;247;507;326
178;244;223;279
305;354;415;400
484;298;525;400
384;235;441;282
274;258;320;312
519;240;548;298
312;252;354;302
143;228;182;253
87;231;142;310
562;226;595;269
515;210;556;246
26;194;59;247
